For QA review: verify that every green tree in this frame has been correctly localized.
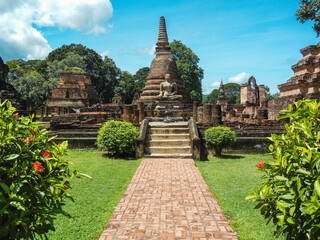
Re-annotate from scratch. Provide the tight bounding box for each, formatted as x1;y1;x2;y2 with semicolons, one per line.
204;83;241;104
169;40;203;102
6;59;48;83
133;67;149;94
114;71;135;104
46;52;86;80
296;0;320;36
11;71;58;111
265;86;280;101
99;56;121;103
47;44;121;103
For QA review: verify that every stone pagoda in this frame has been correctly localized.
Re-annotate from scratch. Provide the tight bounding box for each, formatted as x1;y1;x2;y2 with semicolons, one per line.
139;16;192;121
278;42;320;98
0;57;26;111
46;71;99;115
268;42;320;120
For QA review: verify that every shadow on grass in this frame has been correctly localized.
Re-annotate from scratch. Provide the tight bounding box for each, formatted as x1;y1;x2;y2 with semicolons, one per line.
100;153;137;160
200;154;245;161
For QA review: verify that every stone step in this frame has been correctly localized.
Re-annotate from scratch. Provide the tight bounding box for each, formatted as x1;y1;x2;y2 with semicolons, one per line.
143;153;192;158
147;139;190;147
149;122;188;128
147;134;190;140
145;146;191;154
149;128;189;134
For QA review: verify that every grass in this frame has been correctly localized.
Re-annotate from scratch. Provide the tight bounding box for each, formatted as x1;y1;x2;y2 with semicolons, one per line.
46;151;141;240
196;154;285;240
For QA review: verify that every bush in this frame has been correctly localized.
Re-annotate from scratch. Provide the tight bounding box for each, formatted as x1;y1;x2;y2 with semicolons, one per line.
0;100;79;239
204;126;236;156
246;99;320;239
96;120;139;157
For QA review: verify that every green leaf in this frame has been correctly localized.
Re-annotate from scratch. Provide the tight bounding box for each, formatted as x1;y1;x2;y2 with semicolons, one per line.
277;201;286;215
3;154;19;161
0;182;10;195
287;217;294;224
315;179;320;197
78;173;92;179
245;195;257;200
275;176;288;181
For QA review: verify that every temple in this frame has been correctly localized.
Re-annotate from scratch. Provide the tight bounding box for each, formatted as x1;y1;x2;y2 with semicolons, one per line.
46;71;99;115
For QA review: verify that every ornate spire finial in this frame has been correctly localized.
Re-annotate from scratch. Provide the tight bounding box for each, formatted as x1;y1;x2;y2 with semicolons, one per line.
156;16;170;54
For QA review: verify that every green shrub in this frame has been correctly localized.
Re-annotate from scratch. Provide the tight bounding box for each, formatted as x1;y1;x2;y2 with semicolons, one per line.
0;100;79;239
246;99;320;239
204;126;236;156
96;120;139;157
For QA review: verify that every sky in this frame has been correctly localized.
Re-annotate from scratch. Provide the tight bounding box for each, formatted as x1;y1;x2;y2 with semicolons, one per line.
0;0;318;94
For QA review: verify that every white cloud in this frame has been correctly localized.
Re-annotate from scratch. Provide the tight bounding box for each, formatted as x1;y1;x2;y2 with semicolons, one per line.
227;72;251;83
136;45;156;57
210;81;221;88
100;50;110;58
0;0;113;59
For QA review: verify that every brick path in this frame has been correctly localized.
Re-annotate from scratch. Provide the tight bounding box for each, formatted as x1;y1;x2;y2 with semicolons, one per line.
99;158;238;240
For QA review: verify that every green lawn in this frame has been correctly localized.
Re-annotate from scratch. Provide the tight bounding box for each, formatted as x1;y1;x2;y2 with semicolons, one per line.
196;154;285;240
46;151;141;240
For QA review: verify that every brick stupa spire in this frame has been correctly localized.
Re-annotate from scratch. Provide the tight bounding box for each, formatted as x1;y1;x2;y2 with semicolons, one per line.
139;16;189;102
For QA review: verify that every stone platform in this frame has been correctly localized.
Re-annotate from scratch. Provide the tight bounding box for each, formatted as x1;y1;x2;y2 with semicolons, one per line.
99;158;238;240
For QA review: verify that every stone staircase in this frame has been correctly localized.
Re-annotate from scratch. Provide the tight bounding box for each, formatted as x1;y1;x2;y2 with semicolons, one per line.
144;122;192;158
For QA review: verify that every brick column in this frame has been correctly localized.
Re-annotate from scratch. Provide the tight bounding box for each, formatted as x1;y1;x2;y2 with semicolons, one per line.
203;104;212;124
197;106;203;124
138;102;145;122
133;108;139;125
211;105;222;126
193;101;199;122
123;105;134;123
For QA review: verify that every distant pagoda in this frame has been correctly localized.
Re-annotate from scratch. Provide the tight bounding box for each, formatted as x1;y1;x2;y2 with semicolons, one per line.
139;16;189;102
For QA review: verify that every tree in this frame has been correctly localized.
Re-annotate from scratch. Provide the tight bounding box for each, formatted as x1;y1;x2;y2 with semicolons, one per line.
114;71;135;104
204;83;241;104
11;71;58;111
296;0;320;36
265;86;280;101
47;44;121;103
133;67;150;94
46;52;86;80
169;40;203;102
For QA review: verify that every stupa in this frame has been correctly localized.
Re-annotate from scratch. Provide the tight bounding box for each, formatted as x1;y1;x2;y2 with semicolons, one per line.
139;16;192;121
140;16;189;102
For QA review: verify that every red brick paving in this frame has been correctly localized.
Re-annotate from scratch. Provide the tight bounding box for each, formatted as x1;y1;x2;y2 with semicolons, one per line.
99;158;238;240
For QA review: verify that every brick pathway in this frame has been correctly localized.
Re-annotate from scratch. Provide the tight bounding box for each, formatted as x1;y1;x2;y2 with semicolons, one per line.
99;159;238;240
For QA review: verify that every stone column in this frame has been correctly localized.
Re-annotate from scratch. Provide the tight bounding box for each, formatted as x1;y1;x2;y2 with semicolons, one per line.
203;104;212;124
138;102;145;122
193;101;199;122
123;105;134;123
211;105;222;126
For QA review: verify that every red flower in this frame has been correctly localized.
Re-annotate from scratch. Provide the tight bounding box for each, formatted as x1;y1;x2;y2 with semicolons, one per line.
64;185;69;191
41;151;51;158
256;161;264;168
14;114;19;118
292;189;295;196
21;138;24;141
37;138;40;141
33;162;44;172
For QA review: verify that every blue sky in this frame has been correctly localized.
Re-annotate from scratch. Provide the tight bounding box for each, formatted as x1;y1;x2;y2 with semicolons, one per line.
0;0;318;94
